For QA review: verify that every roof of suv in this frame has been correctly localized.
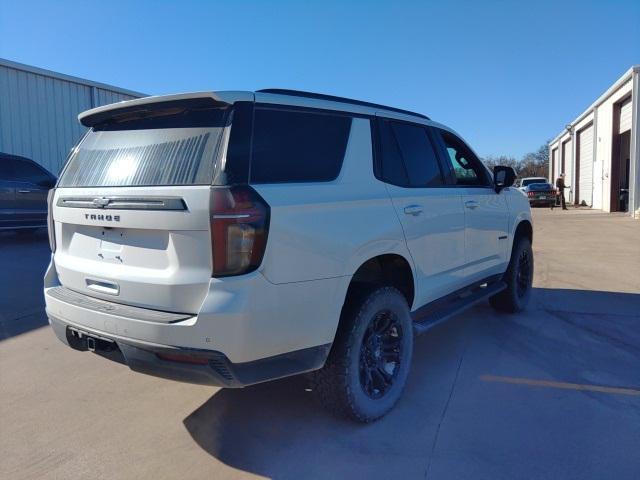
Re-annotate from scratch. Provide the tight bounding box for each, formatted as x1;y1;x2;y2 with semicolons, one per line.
78;90;431;127
256;89;429;120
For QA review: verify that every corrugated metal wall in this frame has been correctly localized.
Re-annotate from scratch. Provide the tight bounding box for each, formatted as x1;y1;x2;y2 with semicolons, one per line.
549;67;639;216
0;62;142;176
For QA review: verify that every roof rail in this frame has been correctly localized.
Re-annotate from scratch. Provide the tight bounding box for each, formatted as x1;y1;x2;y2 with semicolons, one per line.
256;89;430;120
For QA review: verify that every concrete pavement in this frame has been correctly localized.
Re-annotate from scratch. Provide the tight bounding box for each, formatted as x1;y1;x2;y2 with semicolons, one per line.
1;209;639;479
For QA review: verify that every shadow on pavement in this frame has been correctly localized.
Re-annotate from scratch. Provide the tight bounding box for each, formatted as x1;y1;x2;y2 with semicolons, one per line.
0;229;51;340
183;287;640;479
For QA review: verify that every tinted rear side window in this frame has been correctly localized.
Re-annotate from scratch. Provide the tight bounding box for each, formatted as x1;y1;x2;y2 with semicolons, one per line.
378;120;409;186
378;120;443;187
250;108;352;184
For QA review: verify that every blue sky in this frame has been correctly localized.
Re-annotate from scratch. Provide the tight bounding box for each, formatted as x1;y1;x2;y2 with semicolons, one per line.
0;0;638;158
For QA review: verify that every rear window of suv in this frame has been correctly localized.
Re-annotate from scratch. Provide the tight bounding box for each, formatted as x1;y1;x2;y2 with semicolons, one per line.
58;104;229;188
59;101;353;188
249;107;352;184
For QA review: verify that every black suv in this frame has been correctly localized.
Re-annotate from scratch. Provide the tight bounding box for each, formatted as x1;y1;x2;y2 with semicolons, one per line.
0;153;56;232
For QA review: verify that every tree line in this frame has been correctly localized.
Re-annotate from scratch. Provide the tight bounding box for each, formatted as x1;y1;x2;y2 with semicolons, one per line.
482;143;549;179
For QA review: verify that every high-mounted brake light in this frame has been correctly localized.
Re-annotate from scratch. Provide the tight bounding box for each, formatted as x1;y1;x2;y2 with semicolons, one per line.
47;189;56;252
210;186;270;277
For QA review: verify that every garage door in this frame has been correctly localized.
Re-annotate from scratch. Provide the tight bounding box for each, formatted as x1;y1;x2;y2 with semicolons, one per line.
577;125;594;206
561;139;573;201
619;97;632;133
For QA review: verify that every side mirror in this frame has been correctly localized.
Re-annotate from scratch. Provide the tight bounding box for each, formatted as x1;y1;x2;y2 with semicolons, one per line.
493;166;516;193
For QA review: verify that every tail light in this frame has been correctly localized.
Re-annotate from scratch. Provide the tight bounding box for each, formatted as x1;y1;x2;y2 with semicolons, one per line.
527;191;535;197
210;186;270;277
47;188;56;252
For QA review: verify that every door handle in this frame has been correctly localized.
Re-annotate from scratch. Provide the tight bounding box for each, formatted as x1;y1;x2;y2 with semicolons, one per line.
465;200;479;209
403;205;423;216
86;278;120;296
17;190;32;194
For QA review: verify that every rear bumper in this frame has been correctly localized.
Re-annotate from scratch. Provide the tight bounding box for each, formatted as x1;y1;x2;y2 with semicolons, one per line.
48;313;330;387
528;198;555;206
44;258;342;386
45;260;343;364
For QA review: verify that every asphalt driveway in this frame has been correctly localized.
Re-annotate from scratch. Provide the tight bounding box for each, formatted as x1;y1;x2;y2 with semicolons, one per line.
1;209;639;480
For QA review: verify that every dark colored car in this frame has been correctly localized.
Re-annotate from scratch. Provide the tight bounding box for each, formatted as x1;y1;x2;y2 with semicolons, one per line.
0;153;56;232
524;182;556;208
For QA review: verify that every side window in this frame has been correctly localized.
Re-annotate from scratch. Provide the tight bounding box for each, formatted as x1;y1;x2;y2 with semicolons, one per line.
377;119;443;187
378;120;409;186
250;107;352;184
439;130;490;187
12;160;53;186
0;156;15;180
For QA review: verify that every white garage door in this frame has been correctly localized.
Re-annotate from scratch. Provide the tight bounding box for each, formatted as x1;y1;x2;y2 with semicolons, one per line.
619;97;632;133
578;125;594;206
562;139;573;198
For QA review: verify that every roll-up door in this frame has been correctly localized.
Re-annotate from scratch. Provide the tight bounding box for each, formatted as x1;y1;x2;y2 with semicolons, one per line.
619;97;631;133
562;138;573;200
577;125;594;206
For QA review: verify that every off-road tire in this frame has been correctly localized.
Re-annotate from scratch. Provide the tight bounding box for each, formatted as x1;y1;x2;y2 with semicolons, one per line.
311;286;413;423
490;237;534;313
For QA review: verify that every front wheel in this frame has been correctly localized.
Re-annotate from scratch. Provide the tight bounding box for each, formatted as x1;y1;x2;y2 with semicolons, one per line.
490;237;534;313
312;286;413;422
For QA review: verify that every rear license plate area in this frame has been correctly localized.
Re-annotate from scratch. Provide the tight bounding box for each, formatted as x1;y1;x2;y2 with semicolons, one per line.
66;326;117;353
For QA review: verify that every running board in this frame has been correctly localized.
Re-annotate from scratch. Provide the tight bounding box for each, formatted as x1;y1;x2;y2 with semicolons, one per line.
411;281;507;336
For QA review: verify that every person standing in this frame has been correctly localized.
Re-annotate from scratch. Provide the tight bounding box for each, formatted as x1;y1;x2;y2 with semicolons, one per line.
555;173;568;210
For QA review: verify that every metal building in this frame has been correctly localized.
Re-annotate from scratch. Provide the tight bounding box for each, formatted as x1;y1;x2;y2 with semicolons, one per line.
0;58;145;176
549;66;640;218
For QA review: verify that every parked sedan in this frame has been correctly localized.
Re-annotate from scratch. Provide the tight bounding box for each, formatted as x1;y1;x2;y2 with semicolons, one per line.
0;153;56;232
524;182;556;208
518;176;548;191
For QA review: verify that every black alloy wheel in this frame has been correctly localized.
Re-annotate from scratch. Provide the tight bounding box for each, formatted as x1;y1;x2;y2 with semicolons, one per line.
515;248;532;298
359;309;403;399
312;286;414;422
489;236;534;313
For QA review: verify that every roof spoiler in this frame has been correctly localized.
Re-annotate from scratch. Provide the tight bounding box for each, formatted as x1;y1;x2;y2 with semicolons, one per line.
78;91;254;127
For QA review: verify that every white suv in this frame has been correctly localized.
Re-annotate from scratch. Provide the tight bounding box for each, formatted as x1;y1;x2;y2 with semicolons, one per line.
44;89;533;422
